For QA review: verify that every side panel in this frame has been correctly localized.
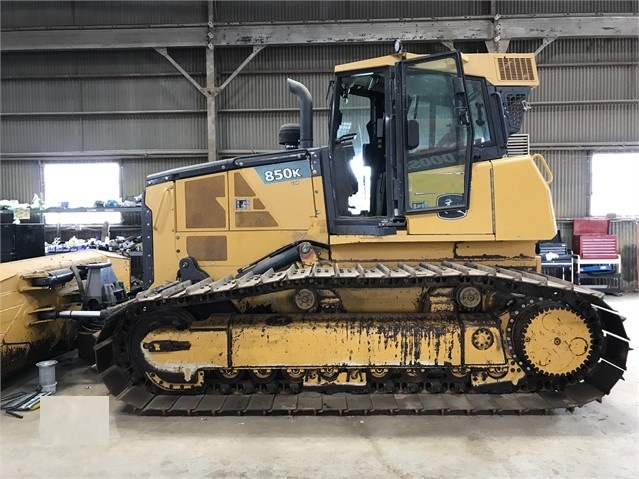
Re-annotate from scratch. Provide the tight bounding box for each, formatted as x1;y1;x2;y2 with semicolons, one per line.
175;174;229;232
139;315;507;372
229;161;315;230
406;156;555;240
146;182;181;287
330;234;538;270
152;160;329;282
231;317;463;367
493;156;557;241
407;161;494;235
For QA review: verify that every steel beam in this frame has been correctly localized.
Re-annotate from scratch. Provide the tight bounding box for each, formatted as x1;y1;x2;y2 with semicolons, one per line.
214;46;264;95
3;99;636;118
155;47;209;97
206;2;216;162
3;143;637;160
0;150;208;160
213;15;639;45
1;26;207;51
5;62;636;80
501;16;638;39
534;38;556;56
2;15;637;51
0;110;206;117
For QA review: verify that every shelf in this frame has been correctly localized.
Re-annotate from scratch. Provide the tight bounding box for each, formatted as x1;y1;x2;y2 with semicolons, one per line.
44;207;141;213
576;255;621;267
575;254;622;294
541;254;577;283
578;272;621;279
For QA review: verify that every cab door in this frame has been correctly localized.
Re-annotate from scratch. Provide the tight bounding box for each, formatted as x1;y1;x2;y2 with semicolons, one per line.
399;52;474;217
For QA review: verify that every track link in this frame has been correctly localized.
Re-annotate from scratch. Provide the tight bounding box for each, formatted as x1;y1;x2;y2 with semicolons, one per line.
95;261;630;416
118;388;609;417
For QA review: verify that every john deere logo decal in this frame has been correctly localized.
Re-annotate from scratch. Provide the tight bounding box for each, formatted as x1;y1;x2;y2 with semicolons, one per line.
437;194;467;220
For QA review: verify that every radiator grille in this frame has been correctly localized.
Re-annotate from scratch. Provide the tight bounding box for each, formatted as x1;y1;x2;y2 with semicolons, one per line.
497;57;535;81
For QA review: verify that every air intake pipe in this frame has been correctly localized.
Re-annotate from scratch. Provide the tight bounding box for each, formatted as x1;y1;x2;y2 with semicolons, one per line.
287;79;313;149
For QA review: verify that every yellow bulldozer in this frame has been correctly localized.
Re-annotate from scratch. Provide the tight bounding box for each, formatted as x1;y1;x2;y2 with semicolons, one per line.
95;49;629;415
1;250;130;378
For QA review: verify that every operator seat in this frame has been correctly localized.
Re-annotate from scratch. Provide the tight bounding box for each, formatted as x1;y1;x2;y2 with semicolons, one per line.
363;121;387;216
332;140;358;215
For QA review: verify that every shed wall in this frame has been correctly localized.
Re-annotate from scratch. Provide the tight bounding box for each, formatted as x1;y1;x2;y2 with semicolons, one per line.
1;1;637;288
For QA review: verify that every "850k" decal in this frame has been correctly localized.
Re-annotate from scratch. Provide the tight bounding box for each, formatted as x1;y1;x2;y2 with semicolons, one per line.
264;167;302;182
255;160;311;184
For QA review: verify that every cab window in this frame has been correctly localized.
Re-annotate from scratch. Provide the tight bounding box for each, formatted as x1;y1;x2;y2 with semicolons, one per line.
403;55;472;213
331;71;386;216
466;78;492;145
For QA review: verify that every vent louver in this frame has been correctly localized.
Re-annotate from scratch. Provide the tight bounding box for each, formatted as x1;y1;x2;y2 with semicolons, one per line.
507;134;530;157
498;57;535;81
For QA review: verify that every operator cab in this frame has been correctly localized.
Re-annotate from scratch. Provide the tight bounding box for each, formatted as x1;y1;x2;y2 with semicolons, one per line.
325;50;513;235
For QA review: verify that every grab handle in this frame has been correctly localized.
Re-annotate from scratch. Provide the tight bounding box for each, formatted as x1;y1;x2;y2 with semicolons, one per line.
152;185;174;231
532;153;553;185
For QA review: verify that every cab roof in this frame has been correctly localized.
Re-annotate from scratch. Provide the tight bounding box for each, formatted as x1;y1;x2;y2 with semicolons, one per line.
334;52;539;87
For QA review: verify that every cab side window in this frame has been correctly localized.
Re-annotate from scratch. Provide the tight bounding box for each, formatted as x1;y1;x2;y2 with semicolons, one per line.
403;56;472;213
466;79;492;146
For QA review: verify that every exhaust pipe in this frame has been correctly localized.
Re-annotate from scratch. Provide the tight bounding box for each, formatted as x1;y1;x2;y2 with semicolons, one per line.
287;79;313;149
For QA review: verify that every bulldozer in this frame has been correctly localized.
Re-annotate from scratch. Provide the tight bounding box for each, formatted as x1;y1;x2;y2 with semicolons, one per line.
1;250;130;379
95;48;630;415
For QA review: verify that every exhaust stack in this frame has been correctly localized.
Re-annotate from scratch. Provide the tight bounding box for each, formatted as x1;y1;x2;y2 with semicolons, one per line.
287;79;313;149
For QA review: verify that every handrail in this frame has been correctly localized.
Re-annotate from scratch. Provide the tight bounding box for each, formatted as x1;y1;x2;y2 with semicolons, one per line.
532;153;553;185
152;185;173;231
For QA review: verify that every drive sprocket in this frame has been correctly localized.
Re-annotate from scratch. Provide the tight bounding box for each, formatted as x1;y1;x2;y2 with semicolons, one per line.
512;302;596;378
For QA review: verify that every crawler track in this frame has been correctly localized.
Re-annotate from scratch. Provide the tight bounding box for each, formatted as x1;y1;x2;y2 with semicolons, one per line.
95;261;630;416
116;389;610;416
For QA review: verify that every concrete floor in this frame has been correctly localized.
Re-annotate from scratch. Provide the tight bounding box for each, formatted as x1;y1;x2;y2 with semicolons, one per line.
1;294;637;479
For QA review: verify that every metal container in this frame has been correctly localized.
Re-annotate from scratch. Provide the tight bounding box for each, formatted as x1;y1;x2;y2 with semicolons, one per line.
36;359;58;393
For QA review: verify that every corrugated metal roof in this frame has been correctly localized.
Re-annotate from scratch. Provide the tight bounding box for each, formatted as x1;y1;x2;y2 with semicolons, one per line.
0;160;42;203
523;104;639;144
1;1;206;28
1;48;205;78
611;219;639;290
534;65;637;102
2;117;84;152
1;114;206;153
1;78;81;113
495;0;638;14
535;150;590;219
81;114;206;150
211;1;487;23
1;76;205;113
218;73;331;110
121;157;204;197
1;1;74;29
218;111;329;151
217;43;449;73
80;76;205;111
510;38;639;64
